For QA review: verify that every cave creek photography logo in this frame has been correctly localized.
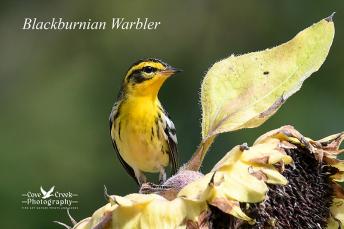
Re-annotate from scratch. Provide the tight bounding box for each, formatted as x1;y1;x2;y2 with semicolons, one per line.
21;186;78;210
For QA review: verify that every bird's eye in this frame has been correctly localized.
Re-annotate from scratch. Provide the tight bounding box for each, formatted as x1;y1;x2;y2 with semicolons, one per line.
142;66;156;74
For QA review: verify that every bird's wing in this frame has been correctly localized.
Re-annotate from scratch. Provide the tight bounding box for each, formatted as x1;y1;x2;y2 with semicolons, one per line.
109;106;139;186
40;186;47;196
47;186;55;195
162;112;179;175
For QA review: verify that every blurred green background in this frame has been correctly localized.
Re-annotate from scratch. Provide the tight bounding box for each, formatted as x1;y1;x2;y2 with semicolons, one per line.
1;1;343;228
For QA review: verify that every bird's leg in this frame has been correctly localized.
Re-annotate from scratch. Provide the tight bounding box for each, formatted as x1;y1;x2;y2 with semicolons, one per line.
159;167;167;184
134;169;147;186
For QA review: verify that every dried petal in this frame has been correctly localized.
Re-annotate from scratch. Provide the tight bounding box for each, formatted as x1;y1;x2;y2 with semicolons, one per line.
327;198;344;229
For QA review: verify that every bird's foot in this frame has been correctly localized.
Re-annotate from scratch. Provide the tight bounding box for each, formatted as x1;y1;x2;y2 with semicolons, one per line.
139;182;179;200
139;182;172;194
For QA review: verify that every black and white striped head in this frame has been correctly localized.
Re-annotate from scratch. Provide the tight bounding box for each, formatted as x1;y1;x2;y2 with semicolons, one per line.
122;58;181;97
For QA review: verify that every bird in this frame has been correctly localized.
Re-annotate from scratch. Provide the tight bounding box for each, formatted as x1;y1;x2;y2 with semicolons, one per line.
40;186;55;199
109;58;180;186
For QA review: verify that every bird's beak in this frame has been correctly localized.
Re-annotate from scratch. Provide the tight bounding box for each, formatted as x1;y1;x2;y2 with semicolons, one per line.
160;66;183;76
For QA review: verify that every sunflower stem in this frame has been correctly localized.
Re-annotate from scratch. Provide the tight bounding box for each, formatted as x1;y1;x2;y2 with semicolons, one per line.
184;135;216;171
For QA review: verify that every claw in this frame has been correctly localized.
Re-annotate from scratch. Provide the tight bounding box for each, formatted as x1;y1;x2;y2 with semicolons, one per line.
139;182;172;194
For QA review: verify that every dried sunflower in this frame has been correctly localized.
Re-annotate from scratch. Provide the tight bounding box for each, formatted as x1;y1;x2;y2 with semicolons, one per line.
62;126;344;229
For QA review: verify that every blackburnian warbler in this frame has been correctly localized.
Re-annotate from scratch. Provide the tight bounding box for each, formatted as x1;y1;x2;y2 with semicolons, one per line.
109;59;180;185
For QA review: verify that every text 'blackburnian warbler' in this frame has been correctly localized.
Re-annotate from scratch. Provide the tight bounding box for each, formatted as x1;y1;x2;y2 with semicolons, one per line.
109;59;180;186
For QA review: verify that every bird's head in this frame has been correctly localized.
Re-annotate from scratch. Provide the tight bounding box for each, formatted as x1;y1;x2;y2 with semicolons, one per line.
121;58;181;98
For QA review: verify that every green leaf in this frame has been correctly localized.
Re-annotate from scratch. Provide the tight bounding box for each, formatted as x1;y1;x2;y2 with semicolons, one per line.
201;15;335;140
